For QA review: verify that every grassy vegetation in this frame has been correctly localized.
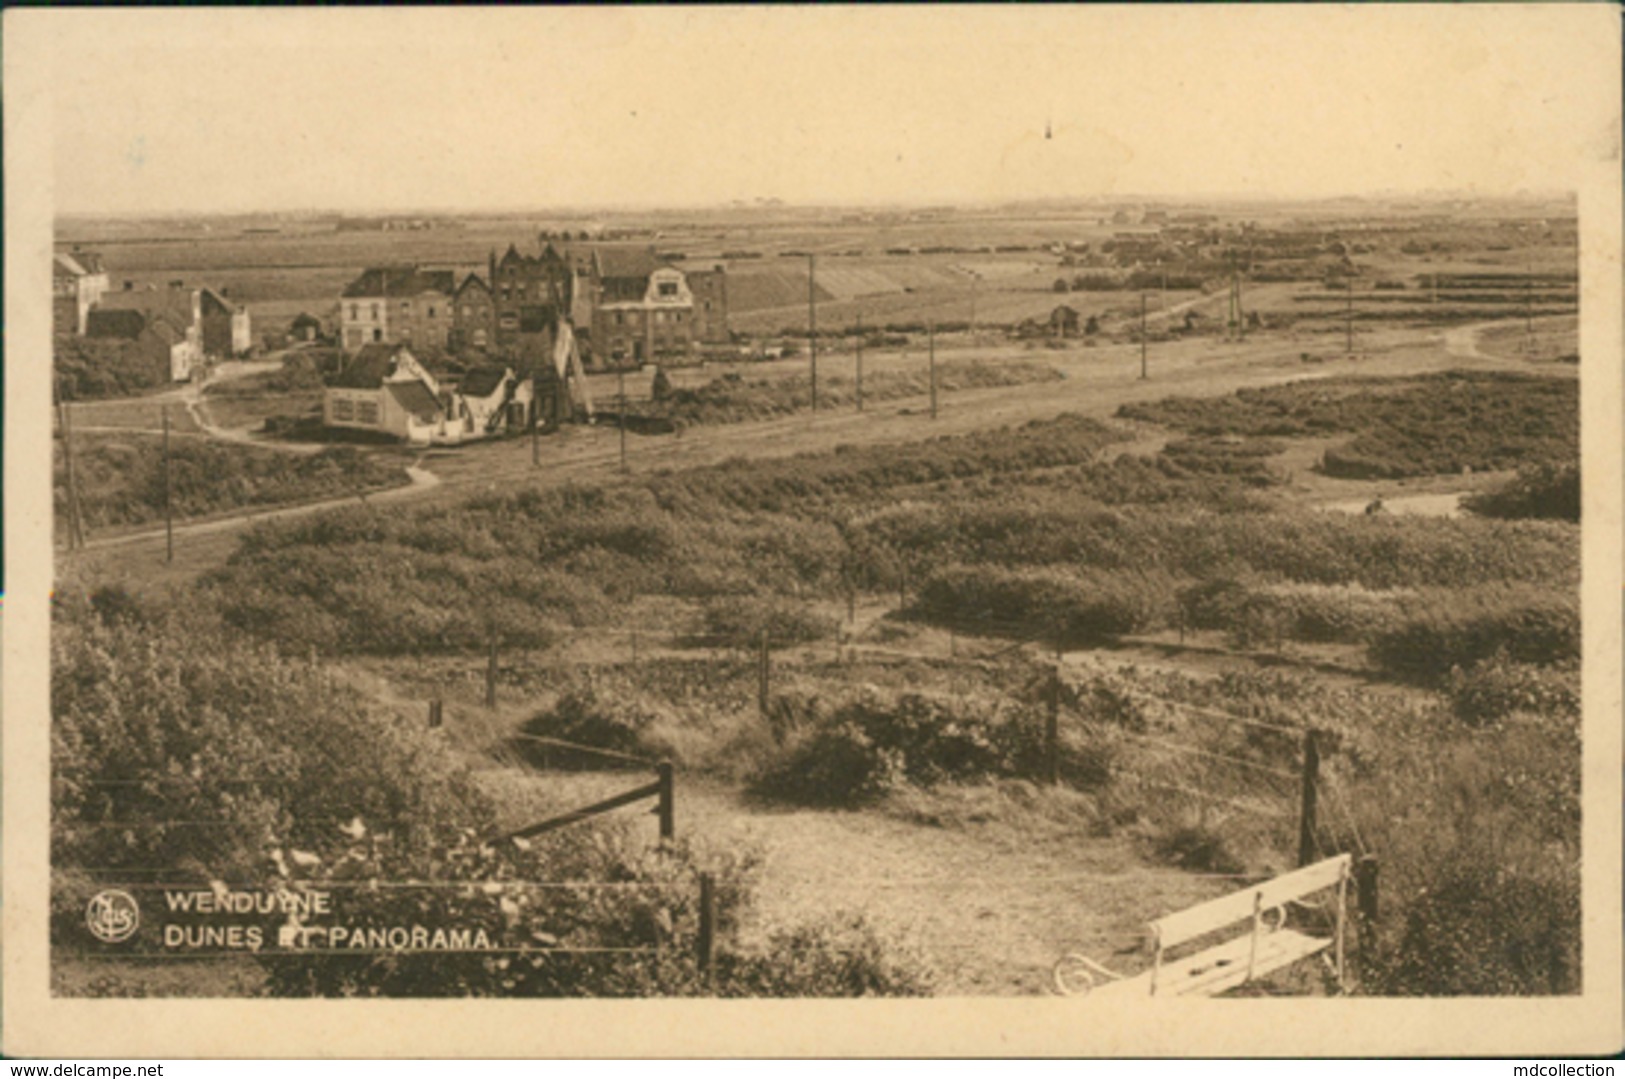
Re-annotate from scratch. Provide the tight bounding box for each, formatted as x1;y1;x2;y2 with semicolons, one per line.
56;358;1580;997
51;590;933;998
198;396;1575;673
650;359;1062;428
55;433;410;531
1119;371;1576;479
1463;462;1580;522
200;353;331;431
54;333;170;400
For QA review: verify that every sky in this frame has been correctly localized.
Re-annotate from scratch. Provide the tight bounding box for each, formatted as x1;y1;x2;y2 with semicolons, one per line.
32;6;1620;215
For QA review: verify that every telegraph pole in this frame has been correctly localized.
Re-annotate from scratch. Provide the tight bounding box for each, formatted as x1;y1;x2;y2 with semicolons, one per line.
928;321;938;419
59;391;85;551
854;312;864;412
1345;281;1354;355
808;254;818;412
1525;256;1534;345
162;405;174;563
1140;292;1148;380
531;362;540;467
1236;268;1245;338
617;368;628;474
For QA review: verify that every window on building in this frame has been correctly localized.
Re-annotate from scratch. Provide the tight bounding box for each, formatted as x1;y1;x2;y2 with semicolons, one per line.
371;304;380;320
373;329;382;342
350;304;359;320
355;400;379;425
332;397;355;421
401;301;410;312
401;328;413;343
346;328;362;348
474;329;487;346
462;304;471;317
658;282;678;298
615;312;624;326
427;306;436;318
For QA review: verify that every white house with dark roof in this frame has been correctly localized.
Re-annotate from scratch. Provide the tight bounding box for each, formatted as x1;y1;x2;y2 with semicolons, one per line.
324;343;446;444
324;346;538;445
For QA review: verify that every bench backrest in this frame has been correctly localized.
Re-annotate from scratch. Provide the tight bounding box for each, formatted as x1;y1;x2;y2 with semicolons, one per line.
1149;853;1351;951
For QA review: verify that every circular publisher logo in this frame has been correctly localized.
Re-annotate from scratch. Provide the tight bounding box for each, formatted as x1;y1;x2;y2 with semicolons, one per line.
85;889;140;944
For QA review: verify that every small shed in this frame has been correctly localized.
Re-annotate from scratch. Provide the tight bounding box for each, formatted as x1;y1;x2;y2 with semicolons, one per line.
290;312;323;342
1049;304;1081;338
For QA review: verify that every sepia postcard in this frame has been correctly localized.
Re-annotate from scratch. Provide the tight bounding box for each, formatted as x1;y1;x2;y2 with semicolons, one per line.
4;4;1622;1059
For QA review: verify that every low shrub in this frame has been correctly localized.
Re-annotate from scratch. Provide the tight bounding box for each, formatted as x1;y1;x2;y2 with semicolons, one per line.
51;595;489;881
701;595;838;649
1369;857;1579;996
1445;656;1580;727
754;691;1044;807
1152;822;1246;875
255;825;930;998
1368;589;1579;682
917;564;1173;643
1463;462;1580;522
523;686;666;761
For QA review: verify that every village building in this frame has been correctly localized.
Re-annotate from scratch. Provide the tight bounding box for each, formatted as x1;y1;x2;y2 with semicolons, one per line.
339;266;457;352
54;250;110;335
323;345;543;446
86;284;222;381
454;365;532;436
199;287;254;359
290;312;324;343
323;343;446;444
337;243;729;369
449;274;496;353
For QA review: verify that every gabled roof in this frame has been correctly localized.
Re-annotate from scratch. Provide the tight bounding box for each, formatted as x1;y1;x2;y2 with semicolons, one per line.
456;273;491;297
330;343;410;389
458;365;511;398
387;380;443;418
55;253;90;277
593;247;667;283
85;309;147;341
198;287;240;316
341;266;457;299
143;320;185;347
95;288;194;324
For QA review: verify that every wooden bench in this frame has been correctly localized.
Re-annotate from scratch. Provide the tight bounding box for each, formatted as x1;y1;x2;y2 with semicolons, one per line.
1054;853;1351;998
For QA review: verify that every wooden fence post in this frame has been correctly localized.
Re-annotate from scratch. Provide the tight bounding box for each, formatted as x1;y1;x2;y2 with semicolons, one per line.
757;630;771;721
697;871;716;982
1046;661;1061;786
1297;729;1321;867
428;699;443;729
1355;854;1380;974
486;634;499;709
657;761;675;842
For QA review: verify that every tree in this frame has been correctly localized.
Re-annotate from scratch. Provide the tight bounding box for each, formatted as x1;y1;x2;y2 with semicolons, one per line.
1052;279;1070;294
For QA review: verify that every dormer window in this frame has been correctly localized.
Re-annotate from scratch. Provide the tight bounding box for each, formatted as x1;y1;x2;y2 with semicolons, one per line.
658;282;679;298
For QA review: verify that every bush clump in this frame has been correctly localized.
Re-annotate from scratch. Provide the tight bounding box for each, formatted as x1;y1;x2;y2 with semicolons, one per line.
756;692;1028;806
917;564;1173;643
1445;656;1580;727
1463;462;1580;522
1368;589;1579;682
